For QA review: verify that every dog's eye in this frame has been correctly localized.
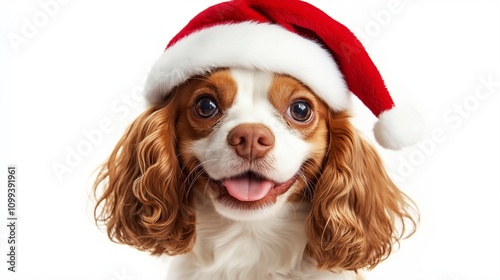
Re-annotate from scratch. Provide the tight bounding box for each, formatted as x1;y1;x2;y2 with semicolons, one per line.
288;101;312;122
195;96;219;118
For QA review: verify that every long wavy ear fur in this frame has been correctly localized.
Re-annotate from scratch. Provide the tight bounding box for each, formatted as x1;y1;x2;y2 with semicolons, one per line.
306;110;418;270
93;100;195;255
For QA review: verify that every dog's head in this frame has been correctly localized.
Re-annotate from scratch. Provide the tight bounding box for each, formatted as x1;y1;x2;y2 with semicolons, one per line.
94;68;417;271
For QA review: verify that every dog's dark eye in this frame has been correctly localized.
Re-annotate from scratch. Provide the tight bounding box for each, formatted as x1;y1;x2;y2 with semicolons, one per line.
195;96;219;118
288;101;312;122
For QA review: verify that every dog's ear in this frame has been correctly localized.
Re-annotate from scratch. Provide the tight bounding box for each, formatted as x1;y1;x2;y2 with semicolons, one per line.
94;98;196;255
305;110;418;270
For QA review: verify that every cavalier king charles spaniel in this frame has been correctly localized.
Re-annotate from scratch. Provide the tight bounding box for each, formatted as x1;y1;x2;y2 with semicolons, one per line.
94;68;417;279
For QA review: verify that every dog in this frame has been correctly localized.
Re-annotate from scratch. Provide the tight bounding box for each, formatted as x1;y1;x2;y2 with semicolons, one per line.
94;67;417;279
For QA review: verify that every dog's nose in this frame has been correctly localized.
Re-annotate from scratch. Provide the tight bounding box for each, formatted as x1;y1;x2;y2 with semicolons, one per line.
227;124;275;161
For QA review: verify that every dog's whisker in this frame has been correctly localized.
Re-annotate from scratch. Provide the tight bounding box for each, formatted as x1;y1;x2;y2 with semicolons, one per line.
182;159;222;200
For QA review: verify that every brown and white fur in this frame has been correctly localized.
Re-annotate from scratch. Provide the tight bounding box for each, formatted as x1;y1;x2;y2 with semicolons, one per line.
94;68;417;280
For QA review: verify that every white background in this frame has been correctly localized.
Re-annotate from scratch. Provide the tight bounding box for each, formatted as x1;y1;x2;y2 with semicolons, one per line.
1;0;499;279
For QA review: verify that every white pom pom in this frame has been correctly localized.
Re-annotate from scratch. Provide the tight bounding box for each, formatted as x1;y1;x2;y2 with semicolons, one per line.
373;106;424;150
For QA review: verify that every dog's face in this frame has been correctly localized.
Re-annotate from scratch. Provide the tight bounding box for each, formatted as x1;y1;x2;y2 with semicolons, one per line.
94;67;416;271
174;68;329;220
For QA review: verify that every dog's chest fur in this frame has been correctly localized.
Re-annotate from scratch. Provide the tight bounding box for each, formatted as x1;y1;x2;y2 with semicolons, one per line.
168;198;356;280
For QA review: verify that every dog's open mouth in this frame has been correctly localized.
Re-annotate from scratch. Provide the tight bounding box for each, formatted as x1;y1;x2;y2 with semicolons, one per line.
211;171;298;203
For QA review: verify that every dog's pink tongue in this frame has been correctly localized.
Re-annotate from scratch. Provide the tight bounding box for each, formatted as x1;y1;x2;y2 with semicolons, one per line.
222;177;274;202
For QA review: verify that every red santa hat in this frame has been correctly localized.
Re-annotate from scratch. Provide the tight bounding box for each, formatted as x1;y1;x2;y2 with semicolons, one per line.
145;0;423;149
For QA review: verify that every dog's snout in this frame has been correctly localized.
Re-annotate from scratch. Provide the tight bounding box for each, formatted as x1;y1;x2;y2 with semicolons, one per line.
227;124;275;161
